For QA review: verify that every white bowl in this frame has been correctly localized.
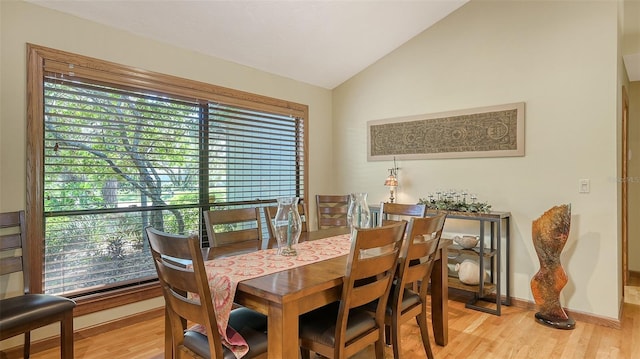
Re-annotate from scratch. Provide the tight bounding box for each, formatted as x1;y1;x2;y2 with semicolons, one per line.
453;235;479;249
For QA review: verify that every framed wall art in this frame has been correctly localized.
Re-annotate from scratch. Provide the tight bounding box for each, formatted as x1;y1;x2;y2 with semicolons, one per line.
367;102;525;161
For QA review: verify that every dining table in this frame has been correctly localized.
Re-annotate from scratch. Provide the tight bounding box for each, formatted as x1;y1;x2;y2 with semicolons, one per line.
201;226;451;359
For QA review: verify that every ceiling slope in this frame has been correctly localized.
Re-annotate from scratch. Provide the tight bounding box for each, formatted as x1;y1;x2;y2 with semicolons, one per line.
26;0;469;89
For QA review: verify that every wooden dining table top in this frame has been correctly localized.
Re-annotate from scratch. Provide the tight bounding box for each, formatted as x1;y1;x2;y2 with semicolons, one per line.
236;227;351;299
208;226;451;359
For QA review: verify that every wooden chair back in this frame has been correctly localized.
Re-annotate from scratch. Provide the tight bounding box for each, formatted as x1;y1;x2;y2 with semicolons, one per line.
316;194;350;229
145;226;225;358
263;202;308;249
203;207;264;253
387;213;447;359
396;213;446;296
334;222;407;358
0;210;76;359
378;202;427;226
0;211;28;288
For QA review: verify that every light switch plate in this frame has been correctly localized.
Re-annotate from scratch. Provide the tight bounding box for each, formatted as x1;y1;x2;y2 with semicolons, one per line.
579;179;590;193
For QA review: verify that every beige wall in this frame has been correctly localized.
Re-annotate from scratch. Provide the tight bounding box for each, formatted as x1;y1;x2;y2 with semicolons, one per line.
333;0;621;319
0;0;635;350
628;82;640;272
0;0;334;348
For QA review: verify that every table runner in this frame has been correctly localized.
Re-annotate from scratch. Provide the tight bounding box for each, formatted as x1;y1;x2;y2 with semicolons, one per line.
190;233;352;358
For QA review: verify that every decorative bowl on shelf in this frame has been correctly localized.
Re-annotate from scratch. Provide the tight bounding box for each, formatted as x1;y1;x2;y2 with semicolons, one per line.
455;259;487;285
453;235;479;249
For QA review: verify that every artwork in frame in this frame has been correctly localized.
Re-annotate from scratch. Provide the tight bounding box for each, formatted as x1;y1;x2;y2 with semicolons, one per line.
367;102;525;161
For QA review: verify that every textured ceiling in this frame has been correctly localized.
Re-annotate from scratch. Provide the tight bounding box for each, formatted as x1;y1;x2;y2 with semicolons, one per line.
26;0;469;89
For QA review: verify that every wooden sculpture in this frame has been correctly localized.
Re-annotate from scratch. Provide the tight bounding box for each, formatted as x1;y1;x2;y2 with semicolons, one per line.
530;204;575;329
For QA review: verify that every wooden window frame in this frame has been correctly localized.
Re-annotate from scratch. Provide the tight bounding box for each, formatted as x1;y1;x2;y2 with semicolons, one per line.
26;44;309;314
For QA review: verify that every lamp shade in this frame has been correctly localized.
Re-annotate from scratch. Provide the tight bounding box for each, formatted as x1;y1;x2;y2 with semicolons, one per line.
384;174;398;187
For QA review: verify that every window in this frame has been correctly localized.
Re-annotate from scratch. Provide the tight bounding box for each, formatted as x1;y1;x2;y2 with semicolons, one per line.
27;45;308;305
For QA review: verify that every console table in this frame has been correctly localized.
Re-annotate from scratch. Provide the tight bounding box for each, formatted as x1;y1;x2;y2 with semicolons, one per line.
428;210;511;315
371;206;511;315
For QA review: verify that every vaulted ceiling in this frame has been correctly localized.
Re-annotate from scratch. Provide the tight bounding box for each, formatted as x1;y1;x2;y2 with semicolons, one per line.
25;0;468;89
25;0;640;86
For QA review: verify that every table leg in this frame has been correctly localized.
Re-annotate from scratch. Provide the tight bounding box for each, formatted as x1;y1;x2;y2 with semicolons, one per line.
267;301;300;359
430;246;449;346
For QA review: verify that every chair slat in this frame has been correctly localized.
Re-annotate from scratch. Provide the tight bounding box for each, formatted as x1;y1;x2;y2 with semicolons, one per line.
378;202;427;227
0;212;21;228
316;194;350;229
0;233;22;251
0;257;22;275
350;275;391;308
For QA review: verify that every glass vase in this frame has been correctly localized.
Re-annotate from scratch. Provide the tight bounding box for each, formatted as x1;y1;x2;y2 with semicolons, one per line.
273;197;302;256
347;192;371;232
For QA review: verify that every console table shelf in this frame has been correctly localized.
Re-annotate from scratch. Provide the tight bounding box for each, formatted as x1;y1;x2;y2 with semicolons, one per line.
448;277;496;297
447;243;496;258
427;209;512;316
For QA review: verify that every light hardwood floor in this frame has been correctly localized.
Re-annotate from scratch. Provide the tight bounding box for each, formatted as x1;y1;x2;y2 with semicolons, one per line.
28;285;640;359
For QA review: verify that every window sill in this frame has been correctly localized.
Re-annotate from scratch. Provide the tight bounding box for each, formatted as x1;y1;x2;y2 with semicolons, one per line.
72;281;163;317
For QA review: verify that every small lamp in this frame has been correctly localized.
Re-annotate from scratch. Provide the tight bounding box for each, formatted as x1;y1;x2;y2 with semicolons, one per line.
384;157;399;203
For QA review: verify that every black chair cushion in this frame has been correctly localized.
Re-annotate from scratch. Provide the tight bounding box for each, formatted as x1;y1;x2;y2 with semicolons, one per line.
0;294;76;333
364;285;421;316
183;307;268;359
387;287;420;316
299;302;376;347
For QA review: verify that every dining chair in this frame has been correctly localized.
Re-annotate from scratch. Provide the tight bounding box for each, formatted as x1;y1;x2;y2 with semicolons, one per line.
0;210;77;359
316;194;350;229
263;202;308;249
145;226;268;359
385;214;447;359
378;202;427;227
203;207;265;254
298;221;408;359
